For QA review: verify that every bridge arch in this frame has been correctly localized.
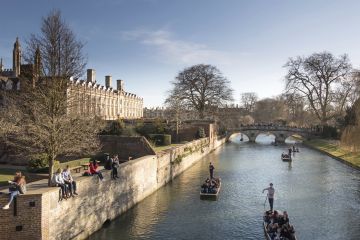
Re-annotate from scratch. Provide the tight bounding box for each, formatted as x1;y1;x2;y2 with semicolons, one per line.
226;125;314;143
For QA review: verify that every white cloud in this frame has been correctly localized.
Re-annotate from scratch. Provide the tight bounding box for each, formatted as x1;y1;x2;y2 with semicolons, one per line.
121;29;231;65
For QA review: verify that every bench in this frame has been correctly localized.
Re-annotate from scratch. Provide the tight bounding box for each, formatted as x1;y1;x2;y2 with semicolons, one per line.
71;166;83;173
81;164;89;170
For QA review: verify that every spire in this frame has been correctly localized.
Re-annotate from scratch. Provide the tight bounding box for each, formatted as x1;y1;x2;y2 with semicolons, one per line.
0;58;3;72
13;37;21;77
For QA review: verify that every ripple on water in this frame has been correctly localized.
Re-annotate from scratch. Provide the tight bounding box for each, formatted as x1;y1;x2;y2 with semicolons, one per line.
89;136;360;240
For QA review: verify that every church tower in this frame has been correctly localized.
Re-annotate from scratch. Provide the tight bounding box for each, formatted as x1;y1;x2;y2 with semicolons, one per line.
12;37;21;77
0;58;3;72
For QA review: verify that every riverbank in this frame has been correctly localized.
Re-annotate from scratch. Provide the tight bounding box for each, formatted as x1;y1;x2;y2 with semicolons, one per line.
0;135;226;240
304;139;360;170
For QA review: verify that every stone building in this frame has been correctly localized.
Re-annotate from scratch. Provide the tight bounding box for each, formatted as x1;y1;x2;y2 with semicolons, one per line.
0;38;143;120
0;37;40;90
67;69;143;120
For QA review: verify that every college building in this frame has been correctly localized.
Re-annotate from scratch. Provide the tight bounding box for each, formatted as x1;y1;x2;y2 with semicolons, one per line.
0;38;143;120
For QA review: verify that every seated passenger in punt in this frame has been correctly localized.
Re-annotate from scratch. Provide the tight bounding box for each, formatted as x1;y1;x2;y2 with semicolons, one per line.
264;210;296;240
201;178;220;193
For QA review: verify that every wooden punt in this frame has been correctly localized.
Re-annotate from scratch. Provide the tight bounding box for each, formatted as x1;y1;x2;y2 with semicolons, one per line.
200;180;221;200
281;155;292;162
263;211;298;240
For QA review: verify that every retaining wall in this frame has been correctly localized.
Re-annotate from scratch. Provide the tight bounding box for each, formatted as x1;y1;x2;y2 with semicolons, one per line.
0;137;226;240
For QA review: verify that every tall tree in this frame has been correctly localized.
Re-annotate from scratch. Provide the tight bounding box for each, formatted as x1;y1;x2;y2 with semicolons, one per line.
25;10;86;79
341;98;360;151
253;97;287;123
165;89;188;141
2;79;103;186
240;92;258;114
1;10;99;186
284;52;353;125
167;64;233;119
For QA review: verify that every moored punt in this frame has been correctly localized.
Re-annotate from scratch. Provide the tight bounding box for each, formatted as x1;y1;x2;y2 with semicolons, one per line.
263;211;297;240
200;178;221;200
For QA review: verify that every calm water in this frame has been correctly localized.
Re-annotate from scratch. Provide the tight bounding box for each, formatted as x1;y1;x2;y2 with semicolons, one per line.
89;135;360;240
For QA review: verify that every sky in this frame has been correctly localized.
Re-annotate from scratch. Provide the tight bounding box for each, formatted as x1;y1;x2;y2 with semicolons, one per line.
1;0;360;107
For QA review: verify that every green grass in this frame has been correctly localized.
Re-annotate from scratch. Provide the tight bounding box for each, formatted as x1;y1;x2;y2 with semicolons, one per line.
0;168;36;187
58;158;91;169
306;139;360;168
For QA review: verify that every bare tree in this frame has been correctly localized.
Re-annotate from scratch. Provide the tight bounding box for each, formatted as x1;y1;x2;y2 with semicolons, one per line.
341;98;360;151
25;10;86;79
167;64;233;119
2;79;103;186
253;97;287;123
284;52;353;125
164;89;188;142
240;92;258;114
0;10;99;186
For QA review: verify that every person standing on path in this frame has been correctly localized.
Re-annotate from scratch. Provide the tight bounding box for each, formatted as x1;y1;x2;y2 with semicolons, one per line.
209;162;215;179
262;183;275;211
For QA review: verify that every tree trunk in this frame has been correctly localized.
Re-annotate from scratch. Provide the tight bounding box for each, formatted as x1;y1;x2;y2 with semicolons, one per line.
48;155;55;187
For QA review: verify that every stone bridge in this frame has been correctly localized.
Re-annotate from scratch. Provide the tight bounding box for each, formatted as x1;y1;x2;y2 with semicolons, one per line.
226;125;320;143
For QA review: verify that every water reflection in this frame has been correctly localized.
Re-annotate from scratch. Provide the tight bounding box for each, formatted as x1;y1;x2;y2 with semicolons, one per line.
90;135;360;240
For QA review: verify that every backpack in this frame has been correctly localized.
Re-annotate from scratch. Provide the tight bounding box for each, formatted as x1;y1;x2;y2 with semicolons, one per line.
18;184;27;194
104;158;113;170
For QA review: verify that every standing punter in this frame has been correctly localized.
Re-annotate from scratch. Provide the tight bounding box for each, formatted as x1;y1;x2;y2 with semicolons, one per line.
262;183;275;211
209;162;215;179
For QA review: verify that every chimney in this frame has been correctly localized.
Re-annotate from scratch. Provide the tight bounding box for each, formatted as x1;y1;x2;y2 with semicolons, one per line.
117;79;124;91
87;69;96;83
105;75;112;88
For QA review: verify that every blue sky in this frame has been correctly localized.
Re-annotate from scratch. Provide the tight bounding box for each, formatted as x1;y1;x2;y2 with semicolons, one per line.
1;0;360;107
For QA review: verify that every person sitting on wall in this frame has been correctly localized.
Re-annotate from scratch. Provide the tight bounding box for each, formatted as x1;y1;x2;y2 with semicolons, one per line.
52;168;69;200
2;171;26;210
89;159;104;181
104;155;113;170
112;155;120;179
62;165;78;196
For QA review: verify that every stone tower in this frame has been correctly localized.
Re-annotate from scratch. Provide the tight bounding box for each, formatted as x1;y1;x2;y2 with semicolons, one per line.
12;37;21;77
0;58;3;72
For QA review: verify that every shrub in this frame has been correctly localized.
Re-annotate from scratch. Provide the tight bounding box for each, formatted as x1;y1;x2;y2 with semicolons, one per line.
101;119;126;135
322;125;339;139
136;119;166;136
122;126;138;136
27;154;60;173
172;155;183;165
196;127;206;139
148;134;172;146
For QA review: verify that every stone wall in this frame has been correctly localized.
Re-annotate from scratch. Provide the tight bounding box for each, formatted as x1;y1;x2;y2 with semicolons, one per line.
99;136;156;160
0;134;225;240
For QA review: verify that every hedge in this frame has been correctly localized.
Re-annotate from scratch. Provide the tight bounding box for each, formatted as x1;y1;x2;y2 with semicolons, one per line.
148;134;171;146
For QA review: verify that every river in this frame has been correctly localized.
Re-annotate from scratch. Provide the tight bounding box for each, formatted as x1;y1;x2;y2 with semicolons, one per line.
89;135;360;240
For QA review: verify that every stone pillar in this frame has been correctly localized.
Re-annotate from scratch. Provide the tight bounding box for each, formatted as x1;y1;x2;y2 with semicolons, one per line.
275;133;286;143
248;132;257;142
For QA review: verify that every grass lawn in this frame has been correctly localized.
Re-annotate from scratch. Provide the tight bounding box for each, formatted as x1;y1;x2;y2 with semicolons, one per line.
0;168;48;187
0;168;18;184
306;139;360;168
154;144;184;152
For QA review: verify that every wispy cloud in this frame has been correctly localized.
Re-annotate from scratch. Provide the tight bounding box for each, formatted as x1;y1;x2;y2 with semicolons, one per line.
121;29;231;65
